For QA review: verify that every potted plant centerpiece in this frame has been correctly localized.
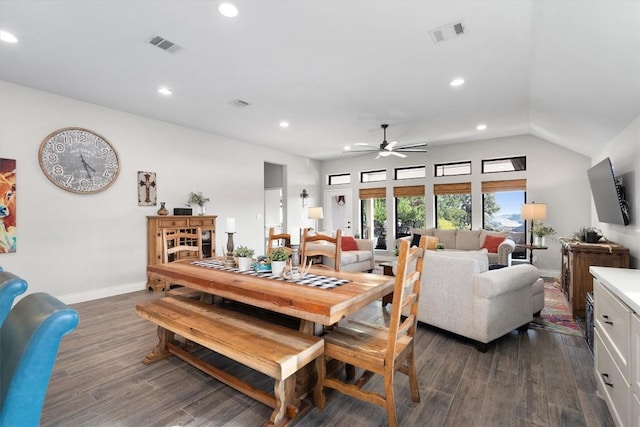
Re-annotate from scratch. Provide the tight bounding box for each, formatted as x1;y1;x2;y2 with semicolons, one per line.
234;245;255;271
436;242;446;250
532;222;556;246
269;247;290;277
186;191;210;216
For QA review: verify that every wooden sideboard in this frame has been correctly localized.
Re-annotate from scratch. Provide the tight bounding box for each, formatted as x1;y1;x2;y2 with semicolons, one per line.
146;215;217;291
561;241;629;317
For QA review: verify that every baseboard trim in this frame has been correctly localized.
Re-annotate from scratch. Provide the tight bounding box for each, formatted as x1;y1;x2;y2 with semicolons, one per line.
59;281;147;305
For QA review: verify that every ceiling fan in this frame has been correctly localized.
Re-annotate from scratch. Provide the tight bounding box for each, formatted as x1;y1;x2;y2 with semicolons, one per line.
345;124;428;159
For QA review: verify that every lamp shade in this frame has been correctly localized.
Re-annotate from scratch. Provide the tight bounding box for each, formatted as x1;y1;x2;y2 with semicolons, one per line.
308;207;324;220
521;203;547;220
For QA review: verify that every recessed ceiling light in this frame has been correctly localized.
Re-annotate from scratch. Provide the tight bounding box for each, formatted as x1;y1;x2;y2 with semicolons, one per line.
344;146;351;151
158;87;172;96
279;121;290;128
0;30;18;43
218;3;239;18
476;124;487;130
450;78;465;87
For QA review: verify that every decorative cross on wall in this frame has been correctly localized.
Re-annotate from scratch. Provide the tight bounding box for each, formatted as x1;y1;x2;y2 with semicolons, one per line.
138;171;157;206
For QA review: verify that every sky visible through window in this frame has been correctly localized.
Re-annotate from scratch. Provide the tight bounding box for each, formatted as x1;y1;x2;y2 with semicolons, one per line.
495;191;523;216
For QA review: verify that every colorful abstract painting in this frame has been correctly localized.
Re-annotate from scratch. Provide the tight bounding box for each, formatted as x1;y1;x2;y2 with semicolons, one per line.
138;171;157;206
0;158;16;253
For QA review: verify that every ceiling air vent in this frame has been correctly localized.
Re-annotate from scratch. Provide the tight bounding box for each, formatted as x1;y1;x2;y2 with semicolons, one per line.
429;20;465;44
229;99;251;108
148;35;181;53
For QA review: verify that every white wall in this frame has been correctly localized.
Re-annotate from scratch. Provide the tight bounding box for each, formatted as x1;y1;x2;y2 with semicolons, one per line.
0;81;321;302
321;134;592;275
592;115;640;268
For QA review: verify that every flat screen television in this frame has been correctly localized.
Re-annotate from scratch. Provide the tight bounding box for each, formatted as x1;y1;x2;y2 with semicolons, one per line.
587;157;630;226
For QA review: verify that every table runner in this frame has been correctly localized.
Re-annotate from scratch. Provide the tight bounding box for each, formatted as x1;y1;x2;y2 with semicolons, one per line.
191;260;350;289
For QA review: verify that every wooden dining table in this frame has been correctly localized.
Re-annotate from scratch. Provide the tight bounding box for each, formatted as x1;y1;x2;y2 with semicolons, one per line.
146;259;394;335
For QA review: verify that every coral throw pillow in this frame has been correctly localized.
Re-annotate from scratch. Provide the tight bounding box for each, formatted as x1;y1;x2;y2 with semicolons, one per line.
482;235;505;253
341;236;359;251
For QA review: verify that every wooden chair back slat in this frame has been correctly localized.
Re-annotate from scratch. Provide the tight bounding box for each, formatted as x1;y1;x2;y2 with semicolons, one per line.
267;227;293;256
301;228;342;271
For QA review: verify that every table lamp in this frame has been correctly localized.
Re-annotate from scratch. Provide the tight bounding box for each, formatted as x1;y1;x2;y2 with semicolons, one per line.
521;202;547;247
308;207;324;231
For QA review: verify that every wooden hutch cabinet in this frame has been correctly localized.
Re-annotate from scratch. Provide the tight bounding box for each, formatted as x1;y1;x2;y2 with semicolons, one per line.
146;215;217;291
561;240;629;317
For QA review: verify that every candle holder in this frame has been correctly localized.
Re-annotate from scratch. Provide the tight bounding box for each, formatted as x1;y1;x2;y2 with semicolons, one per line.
291;244;300;277
225;232;236;267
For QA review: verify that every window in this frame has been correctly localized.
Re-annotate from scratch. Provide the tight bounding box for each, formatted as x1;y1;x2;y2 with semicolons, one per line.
482;156;526;173
395;166;426;180
435;161;471;177
482;179;527;259
360;169;387;183
434;183;471;229
328;173;350;185
359;188;387;250
394;186;425;238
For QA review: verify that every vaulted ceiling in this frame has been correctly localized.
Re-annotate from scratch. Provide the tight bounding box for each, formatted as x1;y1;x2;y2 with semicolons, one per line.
0;0;638;160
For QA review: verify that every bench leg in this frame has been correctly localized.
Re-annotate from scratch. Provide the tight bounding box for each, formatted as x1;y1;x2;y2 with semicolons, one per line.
269;375;296;426
143;326;173;364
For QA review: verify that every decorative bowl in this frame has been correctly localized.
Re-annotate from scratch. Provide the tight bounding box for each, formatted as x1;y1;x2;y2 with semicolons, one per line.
253;261;272;273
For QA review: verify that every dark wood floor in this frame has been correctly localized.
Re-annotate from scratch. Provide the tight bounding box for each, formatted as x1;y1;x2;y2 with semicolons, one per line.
41;290;614;426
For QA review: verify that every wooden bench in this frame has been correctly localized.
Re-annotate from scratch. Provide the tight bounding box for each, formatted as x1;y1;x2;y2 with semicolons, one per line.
136;295;324;426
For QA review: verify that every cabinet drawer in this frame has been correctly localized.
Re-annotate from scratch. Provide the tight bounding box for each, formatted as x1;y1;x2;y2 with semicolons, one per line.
158;218;189;227
595;330;630;427
189;218;215;226
595;279;631;379
632;313;640;396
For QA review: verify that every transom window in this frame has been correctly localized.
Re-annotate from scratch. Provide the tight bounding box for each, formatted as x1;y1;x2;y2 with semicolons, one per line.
328;173;351;185
360;169;387;183
435;161;471;177
395;166;426;180
482;156;526;173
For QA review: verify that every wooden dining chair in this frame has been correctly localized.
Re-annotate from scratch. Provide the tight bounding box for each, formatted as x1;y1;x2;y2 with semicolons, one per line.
313;236;427;427
266;227;292;256
161;227;203;295
301;228;342;271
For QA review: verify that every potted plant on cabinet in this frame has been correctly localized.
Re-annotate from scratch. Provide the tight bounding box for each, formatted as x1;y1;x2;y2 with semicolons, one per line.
186;191;210;216
234;245;255;271
269;247;290;277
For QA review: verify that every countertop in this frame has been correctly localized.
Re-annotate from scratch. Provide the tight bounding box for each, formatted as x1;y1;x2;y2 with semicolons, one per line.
590;266;640;314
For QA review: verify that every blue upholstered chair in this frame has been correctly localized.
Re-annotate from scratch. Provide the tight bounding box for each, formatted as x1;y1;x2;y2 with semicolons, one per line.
0;292;79;426
0;269;28;326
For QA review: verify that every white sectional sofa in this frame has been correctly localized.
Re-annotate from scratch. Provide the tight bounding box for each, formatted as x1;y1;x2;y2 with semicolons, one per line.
396;249;544;351
396;228;516;266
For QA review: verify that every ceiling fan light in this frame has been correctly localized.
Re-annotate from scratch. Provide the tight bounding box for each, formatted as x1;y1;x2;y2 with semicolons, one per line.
378;151;392;157
218;3;239;17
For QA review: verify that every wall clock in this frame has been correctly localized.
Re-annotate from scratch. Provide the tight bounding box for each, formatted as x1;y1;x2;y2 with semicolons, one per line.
38;127;120;194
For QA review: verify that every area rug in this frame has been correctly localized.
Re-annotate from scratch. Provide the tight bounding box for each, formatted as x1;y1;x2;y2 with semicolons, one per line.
529;279;583;337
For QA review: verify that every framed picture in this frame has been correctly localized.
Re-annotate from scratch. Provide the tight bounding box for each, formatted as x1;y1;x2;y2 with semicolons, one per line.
0;158;16;253
138;171;157;206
